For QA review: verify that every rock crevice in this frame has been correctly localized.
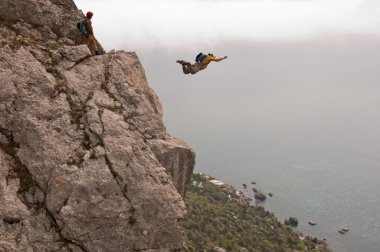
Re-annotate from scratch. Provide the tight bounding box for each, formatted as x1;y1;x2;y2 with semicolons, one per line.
0;0;195;251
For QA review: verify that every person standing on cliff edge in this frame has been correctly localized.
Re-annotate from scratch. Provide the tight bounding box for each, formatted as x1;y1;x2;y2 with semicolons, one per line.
82;11;99;55
176;53;228;75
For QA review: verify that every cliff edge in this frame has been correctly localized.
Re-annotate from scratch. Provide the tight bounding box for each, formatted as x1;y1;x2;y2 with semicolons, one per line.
0;0;195;251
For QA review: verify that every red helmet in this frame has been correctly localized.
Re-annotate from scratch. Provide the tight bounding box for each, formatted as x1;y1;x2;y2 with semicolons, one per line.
86;11;93;18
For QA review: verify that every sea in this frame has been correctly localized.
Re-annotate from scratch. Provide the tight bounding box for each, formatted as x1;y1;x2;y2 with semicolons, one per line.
186;129;380;252
141;40;380;252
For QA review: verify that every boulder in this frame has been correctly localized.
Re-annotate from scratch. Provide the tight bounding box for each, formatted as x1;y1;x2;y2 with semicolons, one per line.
62;44;91;62
289;217;299;226
255;191;267;201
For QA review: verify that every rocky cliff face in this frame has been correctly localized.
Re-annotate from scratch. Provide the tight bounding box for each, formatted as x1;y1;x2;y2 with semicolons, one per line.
0;0;195;251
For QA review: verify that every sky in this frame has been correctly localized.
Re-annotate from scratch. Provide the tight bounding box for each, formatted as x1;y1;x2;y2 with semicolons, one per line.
75;0;380;49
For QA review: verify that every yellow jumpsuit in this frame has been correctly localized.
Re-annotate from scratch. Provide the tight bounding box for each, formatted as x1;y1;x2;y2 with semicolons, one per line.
182;56;226;74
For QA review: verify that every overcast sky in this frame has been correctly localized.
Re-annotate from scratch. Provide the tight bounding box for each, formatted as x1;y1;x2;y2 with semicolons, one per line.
73;0;380;139
75;0;380;49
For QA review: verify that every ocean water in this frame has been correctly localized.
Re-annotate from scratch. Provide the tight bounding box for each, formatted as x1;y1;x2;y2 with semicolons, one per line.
140;39;380;252
189;130;380;252
162;117;380;252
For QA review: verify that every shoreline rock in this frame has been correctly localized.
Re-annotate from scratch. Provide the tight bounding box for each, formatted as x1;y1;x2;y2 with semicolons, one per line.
254;191;267;201
339;228;349;234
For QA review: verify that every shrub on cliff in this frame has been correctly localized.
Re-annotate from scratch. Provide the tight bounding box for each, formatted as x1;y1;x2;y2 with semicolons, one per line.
181;173;328;252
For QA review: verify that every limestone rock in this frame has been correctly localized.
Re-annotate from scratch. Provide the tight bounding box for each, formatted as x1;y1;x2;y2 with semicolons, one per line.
0;0;105;52
0;0;81;42
0;1;195;251
62;45;91;62
0;45;194;252
149;135;196;196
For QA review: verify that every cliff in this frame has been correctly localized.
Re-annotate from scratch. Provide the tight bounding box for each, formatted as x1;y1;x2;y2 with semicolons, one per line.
0;0;195;251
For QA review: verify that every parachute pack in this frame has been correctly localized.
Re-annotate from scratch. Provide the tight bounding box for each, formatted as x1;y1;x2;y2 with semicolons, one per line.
77;19;86;32
195;53;207;63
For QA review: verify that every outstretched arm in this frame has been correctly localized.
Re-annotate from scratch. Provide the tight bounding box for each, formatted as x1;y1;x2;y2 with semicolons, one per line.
211;56;228;62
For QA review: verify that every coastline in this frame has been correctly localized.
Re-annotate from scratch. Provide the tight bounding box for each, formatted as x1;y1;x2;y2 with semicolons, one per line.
181;172;330;251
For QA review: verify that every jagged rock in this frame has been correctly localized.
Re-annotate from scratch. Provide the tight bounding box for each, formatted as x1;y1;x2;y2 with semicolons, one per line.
12;22;30;37
58;38;75;46
0;0;105;52
149;134;196;196
0;1;195;250
30;47;54;64
0;0;81;42
62;44;91;62
254;191;267;201
288;217;299;226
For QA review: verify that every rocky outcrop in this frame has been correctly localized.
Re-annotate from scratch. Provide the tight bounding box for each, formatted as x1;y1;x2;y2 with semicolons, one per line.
0;0;104;52
0;0;80;42
0;0;195;251
149;135;196;196
254;191;267;201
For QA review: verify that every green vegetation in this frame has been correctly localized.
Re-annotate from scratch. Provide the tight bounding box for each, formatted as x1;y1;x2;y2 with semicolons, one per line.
180;173;328;252
45;66;58;74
